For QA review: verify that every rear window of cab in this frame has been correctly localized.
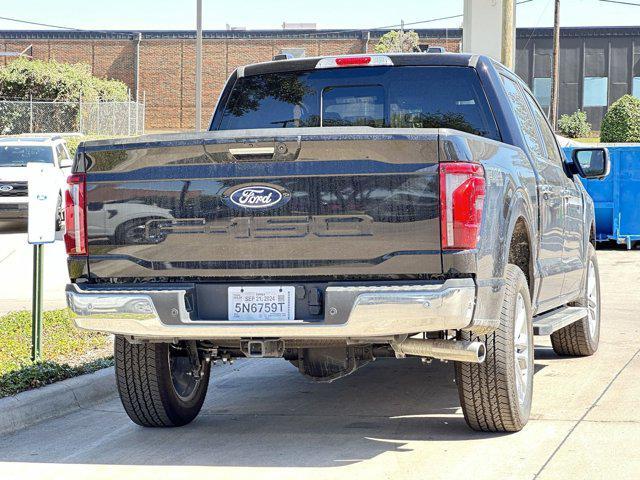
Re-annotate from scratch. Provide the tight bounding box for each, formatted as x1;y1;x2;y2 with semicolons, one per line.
214;66;500;141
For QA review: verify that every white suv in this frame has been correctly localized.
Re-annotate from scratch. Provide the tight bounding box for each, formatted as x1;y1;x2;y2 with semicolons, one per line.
0;135;73;230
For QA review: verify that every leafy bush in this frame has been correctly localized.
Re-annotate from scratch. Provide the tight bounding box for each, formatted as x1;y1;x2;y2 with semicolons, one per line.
375;30;419;53
64;134;115;158
0;358;113;398
557;110;592;138
0;57;128;102
600;94;640;143
0;101;27;135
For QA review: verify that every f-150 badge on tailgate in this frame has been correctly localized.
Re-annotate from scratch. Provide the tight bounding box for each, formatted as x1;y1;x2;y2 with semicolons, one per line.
224;184;290;210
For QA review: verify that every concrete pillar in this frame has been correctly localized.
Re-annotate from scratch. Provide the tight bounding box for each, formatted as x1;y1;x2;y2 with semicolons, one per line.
462;0;516;68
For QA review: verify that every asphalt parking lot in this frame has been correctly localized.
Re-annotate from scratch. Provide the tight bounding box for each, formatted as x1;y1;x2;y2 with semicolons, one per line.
0;246;637;479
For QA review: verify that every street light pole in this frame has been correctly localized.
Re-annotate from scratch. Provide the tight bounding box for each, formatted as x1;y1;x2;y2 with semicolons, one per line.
549;0;561;129
195;0;203;131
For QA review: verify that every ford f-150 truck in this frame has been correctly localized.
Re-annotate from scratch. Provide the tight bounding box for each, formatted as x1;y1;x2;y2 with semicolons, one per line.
64;53;609;432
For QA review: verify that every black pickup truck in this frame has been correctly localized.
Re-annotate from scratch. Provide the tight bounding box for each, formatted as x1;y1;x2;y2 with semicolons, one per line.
64;53;609;432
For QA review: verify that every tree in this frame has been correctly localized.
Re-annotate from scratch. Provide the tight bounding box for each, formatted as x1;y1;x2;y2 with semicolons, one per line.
0;57;128;102
374;30;419;53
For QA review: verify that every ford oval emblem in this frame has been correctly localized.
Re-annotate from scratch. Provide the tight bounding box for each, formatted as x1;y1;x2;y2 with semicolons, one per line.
0;185;13;192
224;184;290;210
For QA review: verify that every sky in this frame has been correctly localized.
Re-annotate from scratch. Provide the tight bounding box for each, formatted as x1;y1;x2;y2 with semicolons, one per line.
0;0;638;32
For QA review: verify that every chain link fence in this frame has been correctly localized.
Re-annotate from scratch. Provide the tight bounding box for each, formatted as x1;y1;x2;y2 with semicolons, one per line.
0;98;145;136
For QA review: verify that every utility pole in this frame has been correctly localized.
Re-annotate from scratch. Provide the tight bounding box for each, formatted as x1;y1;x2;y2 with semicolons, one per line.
549;0;561;129
501;0;515;69
195;0;203;131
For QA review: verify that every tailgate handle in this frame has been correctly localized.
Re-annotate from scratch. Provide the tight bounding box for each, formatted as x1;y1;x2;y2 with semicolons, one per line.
229;147;275;157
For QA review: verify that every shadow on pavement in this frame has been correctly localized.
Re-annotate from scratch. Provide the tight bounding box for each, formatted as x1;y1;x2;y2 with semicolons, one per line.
0;357;552;468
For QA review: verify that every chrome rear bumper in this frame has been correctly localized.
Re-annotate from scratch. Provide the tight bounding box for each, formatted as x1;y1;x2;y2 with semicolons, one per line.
66;279;476;341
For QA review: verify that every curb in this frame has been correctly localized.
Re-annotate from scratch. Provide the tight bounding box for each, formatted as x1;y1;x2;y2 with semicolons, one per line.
0;367;116;434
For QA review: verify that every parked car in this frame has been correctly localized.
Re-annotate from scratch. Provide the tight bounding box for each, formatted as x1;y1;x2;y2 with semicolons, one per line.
64;53;608;432
86;201;174;244
0;135;73;230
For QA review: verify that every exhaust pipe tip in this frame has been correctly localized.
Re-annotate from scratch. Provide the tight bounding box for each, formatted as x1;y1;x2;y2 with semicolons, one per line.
391;338;486;364
476;342;486;363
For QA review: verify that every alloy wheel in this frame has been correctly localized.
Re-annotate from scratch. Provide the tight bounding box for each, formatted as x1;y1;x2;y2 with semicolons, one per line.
513;292;530;406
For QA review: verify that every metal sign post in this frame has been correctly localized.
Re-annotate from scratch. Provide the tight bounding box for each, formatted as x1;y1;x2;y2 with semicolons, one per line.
31;244;44;361
27;163;58;362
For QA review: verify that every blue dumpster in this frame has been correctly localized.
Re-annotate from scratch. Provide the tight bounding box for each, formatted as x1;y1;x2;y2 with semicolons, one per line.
563;145;640;249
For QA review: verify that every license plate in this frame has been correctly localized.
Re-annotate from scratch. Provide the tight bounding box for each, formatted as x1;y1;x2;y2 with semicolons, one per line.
228;286;295;321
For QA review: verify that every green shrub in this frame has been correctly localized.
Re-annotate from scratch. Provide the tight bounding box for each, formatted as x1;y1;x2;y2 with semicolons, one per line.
557;110;592;138
0;57;128;102
0;358;113;398
600;94;640;143
64;135;114;158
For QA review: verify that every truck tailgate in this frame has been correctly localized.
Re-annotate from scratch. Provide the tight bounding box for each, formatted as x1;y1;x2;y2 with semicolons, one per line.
81;129;442;280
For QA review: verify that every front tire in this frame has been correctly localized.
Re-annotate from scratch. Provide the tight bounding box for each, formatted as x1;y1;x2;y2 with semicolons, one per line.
115;336;211;427
551;243;601;356
455;264;534;432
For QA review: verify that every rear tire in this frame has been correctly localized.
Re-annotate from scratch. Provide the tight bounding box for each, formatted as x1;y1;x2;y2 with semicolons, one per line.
455;264;534;432
551;243;600;356
114;336;211;427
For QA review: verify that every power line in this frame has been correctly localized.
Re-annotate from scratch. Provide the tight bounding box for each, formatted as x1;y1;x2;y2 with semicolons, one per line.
0;0;536;39
599;0;640;5
522;0;553;51
0;15;83;31
276;0;534;38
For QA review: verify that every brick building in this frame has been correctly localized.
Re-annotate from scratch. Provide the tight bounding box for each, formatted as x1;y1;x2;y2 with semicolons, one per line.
2;26;639;131
0;29;461;130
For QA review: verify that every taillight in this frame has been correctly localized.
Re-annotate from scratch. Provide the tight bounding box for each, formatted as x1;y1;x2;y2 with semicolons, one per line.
439;163;485;250
64;173;87;255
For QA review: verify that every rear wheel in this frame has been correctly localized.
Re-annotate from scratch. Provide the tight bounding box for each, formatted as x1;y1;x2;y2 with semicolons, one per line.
551;243;600;356
114;336;211;427
455;264;534;432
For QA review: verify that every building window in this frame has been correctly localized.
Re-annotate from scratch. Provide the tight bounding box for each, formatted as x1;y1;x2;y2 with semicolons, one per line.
533;77;551;107
633;77;640;98
279;48;305;58
583;77;608;107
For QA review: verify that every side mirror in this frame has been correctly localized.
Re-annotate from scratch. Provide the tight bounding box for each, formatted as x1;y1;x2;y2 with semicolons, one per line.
570;148;610;180
60;158;73;169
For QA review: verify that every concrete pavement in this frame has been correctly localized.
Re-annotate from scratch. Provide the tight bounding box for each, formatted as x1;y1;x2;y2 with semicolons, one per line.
0;225;69;314
0;250;638;480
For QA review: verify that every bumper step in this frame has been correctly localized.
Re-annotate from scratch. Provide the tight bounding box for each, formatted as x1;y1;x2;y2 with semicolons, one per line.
533;306;588;335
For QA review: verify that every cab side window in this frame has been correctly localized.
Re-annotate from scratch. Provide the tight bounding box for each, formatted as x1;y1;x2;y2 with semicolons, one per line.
501;75;546;159
523;90;565;168
56;144;70;161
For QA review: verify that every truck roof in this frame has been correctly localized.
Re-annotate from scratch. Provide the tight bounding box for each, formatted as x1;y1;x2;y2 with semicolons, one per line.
0;134;64;145
239;52;490;78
